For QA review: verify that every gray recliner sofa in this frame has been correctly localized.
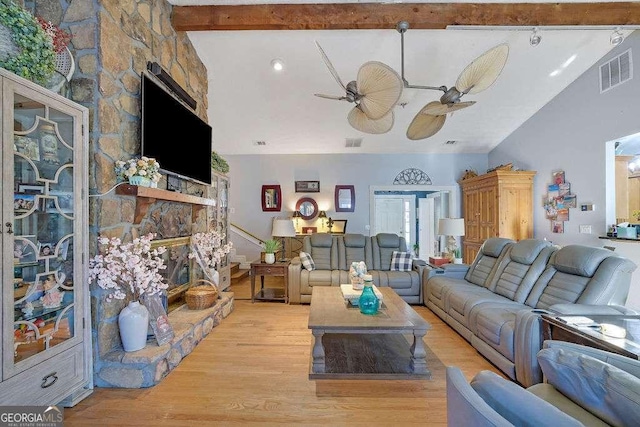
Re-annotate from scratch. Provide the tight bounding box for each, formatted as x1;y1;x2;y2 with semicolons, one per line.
424;237;637;387
288;233;426;304
447;340;640;427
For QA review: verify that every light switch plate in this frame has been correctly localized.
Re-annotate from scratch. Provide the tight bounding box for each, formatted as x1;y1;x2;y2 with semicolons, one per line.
579;225;592;234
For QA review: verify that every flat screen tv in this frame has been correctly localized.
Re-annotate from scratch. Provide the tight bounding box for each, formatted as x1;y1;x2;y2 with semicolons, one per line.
141;73;212;185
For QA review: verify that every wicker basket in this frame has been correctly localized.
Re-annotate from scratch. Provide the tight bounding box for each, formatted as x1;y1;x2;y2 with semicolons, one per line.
185;280;218;310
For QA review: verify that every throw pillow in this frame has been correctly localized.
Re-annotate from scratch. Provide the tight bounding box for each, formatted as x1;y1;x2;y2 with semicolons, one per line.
299;252;315;271
390;251;413;272
538;347;640;427
470;370;583;427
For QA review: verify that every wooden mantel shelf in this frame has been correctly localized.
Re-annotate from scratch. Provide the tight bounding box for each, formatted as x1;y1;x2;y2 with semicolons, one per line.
116;184;215;224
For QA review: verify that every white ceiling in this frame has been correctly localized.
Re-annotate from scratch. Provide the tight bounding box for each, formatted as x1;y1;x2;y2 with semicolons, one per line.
172;1;627;155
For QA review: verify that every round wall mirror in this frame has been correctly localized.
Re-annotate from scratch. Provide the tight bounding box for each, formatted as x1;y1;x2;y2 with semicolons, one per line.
296;197;318;220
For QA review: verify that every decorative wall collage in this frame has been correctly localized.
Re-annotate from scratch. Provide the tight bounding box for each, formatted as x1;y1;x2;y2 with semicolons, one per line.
543;171;577;233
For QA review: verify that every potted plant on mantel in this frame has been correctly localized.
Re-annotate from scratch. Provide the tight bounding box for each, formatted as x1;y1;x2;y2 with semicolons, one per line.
114;156;162;187
263;239;281;264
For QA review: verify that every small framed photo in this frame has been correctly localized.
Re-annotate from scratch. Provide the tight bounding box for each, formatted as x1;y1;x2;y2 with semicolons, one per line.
553;171;565;185
563;194;577;208
38;242;54;257
556;208;569;222
18;184;45;194
14;194;35;212
552;221;564;234
302;227;317;234
295;181;320;193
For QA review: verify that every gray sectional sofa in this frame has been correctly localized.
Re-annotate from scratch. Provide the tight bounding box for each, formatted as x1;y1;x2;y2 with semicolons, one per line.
288;233;426;304
423;237;637;387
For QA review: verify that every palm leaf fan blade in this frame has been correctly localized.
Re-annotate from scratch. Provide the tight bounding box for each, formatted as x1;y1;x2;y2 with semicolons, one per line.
456;44;509;95
424;101;476;116
348;107;394;134
356;61;403;120
315;41;347;90
406;102;446;140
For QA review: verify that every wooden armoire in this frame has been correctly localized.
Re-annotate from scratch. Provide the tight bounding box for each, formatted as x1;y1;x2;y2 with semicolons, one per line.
459;170;536;263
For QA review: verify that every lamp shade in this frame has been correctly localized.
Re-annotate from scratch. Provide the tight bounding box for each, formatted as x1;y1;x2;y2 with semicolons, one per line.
318;210;327;219
438;218;465;237
272;218;296;237
292;211;302;218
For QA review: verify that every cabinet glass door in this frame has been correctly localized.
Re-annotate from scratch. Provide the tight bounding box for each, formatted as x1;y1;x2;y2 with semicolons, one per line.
10;91;78;367
219;177;229;269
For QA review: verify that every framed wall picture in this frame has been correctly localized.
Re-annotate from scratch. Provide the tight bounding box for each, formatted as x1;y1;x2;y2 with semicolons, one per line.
331;219;347;234
261;185;282;212
295;181;320;193
302;227;317;234
334;185;355;212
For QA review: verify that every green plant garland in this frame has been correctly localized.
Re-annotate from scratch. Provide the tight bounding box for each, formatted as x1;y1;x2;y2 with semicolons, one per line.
211;151;229;173
0;0;55;84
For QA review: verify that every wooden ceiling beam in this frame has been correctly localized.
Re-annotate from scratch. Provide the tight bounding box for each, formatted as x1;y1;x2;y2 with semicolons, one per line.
172;2;640;31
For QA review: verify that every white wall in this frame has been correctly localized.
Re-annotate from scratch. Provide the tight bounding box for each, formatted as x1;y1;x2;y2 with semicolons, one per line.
490;31;640;309
226;153;488;243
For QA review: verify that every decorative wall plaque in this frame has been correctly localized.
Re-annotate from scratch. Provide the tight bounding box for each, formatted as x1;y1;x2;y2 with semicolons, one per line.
393;168;432;185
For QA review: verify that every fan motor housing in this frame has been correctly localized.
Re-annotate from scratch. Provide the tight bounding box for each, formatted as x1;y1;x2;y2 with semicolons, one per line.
440;87;463;105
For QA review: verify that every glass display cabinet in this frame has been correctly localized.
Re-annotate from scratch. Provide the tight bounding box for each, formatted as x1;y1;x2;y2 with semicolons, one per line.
0;69;90;405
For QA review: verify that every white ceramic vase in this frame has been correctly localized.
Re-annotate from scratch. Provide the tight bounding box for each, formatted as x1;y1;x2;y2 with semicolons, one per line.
118;301;149;352
264;253;276;264
453;258;463;264
208;269;220;285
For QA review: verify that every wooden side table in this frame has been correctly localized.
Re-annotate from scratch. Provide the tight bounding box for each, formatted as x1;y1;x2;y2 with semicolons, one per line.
250;260;290;303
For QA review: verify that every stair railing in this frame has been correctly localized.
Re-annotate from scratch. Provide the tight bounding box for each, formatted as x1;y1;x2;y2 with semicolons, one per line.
230;223;265;248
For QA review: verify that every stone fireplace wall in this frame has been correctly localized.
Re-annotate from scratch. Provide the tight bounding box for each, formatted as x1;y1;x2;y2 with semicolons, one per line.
31;0;214;386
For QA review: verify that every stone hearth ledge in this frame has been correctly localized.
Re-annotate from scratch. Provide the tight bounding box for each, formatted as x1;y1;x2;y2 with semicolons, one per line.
95;292;234;388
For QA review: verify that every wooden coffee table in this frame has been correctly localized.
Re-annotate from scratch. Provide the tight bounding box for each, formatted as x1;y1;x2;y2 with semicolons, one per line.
308;286;431;379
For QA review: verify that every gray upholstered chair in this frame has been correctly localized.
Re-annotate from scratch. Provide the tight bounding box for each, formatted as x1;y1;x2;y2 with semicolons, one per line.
447;341;640;427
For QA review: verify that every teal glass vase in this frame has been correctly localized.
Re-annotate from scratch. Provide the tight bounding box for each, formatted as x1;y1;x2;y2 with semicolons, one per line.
359;284;379;315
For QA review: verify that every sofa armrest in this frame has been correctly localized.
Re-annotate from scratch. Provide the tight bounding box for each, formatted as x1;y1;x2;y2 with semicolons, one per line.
549;303;639;315
288;257;302;304
412;259;427;304
514;309;549;387
446;367;514;427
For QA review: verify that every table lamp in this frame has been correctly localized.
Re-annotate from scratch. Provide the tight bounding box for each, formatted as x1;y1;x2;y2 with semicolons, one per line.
272;218;296;261
292;210;301;233
438;218;465;261
318;210;327;230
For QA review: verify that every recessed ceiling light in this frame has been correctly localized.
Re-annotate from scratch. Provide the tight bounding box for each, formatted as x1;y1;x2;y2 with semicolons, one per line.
271;59;284;72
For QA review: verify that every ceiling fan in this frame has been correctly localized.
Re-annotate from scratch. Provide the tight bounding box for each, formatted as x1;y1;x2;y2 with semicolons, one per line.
313;41;404;134
396;21;509;140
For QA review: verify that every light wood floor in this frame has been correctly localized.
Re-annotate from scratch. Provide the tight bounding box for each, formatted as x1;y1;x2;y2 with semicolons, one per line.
65;277;502;426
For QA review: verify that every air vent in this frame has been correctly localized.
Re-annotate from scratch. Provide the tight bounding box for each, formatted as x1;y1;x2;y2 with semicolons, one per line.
445;140;457;145
255;141;266;146
345;138;362;148
600;49;632;93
